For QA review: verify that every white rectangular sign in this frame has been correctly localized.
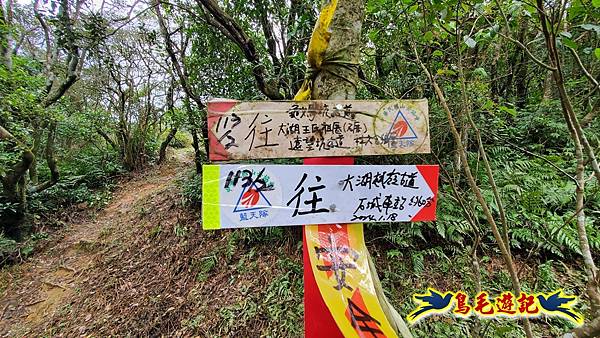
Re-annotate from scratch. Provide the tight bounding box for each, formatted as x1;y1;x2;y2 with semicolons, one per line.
202;164;439;230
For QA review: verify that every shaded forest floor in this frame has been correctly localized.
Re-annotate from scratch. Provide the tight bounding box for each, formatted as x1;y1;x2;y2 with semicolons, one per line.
0;148;302;337
0;148;587;337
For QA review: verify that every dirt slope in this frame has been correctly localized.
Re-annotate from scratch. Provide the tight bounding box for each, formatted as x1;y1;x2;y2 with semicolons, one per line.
0;149;190;336
0;149;304;337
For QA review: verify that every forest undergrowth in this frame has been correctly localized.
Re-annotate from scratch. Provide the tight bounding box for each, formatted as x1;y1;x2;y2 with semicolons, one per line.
0;148;591;337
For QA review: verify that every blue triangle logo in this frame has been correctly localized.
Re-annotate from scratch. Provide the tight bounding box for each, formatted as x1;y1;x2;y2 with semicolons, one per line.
386;110;418;140
233;182;272;213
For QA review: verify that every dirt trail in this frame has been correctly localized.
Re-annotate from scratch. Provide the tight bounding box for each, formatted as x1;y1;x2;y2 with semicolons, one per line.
0;148;194;337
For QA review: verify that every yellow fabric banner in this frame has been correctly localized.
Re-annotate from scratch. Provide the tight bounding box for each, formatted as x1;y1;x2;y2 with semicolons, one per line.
305;224;398;337
297;1;409;337
293;0;338;101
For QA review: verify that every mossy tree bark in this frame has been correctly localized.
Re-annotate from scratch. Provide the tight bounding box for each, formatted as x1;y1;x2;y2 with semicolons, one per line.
309;1;362;100
1;0;83;239
0;126;35;240
306;1;412;336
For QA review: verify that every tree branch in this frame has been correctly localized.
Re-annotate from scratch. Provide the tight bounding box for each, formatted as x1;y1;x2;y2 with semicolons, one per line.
412;41;534;338
195;0;283;99
358;66;386;98
255;0;281;71
0;0;14;70
96;127;117;150
481;3;556;71
0;125;34;190
37;0;83;108
29;121;59;193
581;99;598;127
153;0;204;109
568;46;600;95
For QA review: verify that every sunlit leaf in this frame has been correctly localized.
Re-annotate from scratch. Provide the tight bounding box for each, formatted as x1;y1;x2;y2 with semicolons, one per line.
561;37;578;49
473;67;488;78
580;23;600;34
423;31;434;42
463;36;476;48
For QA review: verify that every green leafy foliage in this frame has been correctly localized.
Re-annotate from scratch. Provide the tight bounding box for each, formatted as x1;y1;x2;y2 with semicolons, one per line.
0;234;17;264
179;170;203;208
1;0;599;336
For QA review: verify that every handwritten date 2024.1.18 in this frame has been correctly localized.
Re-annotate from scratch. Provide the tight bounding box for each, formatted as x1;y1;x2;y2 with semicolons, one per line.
207;99;430;160
201;164;439;230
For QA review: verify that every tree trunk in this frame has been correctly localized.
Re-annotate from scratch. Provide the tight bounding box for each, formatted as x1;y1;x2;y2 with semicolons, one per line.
414;44;534;338
309;1;362;100
0;126;35;240
190;128;202;174
96;127;118;150
158;78;178;164
30;121;60;193
154;3;207;173
490;35;502;101
302;0;412;336
0;0;14;71
535;2;600;335
542;70;554;100
536;0;600;186
183;96;203;174
504;17;528;101
513;18;529;108
158;127;177;164
29;122;43;184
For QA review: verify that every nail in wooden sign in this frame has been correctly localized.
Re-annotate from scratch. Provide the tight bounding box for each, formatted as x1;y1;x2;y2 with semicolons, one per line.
207;99;430;160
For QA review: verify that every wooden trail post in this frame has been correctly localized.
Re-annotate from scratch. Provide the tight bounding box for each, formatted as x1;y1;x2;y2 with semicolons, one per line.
294;0;420;336
202;99;437;337
201;1;437;337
